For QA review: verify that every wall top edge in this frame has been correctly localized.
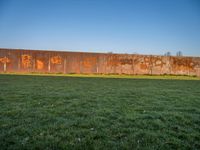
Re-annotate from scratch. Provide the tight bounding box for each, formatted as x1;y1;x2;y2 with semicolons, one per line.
0;48;199;58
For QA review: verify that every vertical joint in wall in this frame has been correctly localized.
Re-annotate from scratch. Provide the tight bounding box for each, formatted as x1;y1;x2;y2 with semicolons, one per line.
48;53;51;72
64;56;66;74
3;63;6;72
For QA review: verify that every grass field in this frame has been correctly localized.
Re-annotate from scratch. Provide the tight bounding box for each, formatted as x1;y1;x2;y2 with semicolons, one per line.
0;74;200;149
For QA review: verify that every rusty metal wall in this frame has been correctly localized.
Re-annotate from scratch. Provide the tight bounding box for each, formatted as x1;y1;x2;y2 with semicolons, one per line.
0;48;200;76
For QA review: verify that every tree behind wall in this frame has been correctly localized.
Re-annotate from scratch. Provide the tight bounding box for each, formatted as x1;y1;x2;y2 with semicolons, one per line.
164;52;171;56
176;51;183;56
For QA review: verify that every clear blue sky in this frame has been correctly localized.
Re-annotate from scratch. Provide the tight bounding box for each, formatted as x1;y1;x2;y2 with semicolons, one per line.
0;0;200;56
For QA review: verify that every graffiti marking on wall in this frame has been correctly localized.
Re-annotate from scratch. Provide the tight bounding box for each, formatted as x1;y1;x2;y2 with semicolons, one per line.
139;57;150;70
172;58;193;73
0;57;10;64
107;56;120;66
22;55;32;68
82;57;96;68
152;58;165;67
120;59;133;65
0;56;10;71
51;56;62;64
36;60;44;70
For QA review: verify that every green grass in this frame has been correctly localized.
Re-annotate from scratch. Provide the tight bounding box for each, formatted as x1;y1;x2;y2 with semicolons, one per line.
0;74;200;149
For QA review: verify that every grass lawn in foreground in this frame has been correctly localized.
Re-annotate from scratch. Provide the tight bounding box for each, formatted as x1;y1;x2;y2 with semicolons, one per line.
0;74;200;149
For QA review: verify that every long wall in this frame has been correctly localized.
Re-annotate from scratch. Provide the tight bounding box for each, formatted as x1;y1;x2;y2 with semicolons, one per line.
0;48;200;76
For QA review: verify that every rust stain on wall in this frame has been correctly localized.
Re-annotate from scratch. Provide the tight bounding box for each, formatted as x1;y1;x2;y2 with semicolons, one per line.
0;48;200;77
134;56;151;70
153;58;164;67
21;54;32;68
82;57;97;68
120;58;133;65
51;56;62;64
107;55;120;66
36;60;44;70
0;57;10;64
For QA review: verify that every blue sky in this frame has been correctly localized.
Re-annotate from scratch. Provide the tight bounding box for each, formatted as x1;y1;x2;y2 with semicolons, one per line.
0;0;200;56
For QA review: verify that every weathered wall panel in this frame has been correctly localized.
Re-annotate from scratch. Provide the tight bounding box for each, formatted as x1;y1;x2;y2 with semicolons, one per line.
80;53;98;74
0;48;200;77
96;54;106;74
65;52;80;74
151;56;170;75
6;50;19;72
35;51;49;73
133;55;152;75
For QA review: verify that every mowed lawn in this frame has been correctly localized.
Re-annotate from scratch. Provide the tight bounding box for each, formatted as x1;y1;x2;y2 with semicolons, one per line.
0;74;200;150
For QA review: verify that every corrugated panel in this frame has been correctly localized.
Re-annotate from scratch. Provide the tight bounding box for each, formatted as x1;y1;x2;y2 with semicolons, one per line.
0;48;200;76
